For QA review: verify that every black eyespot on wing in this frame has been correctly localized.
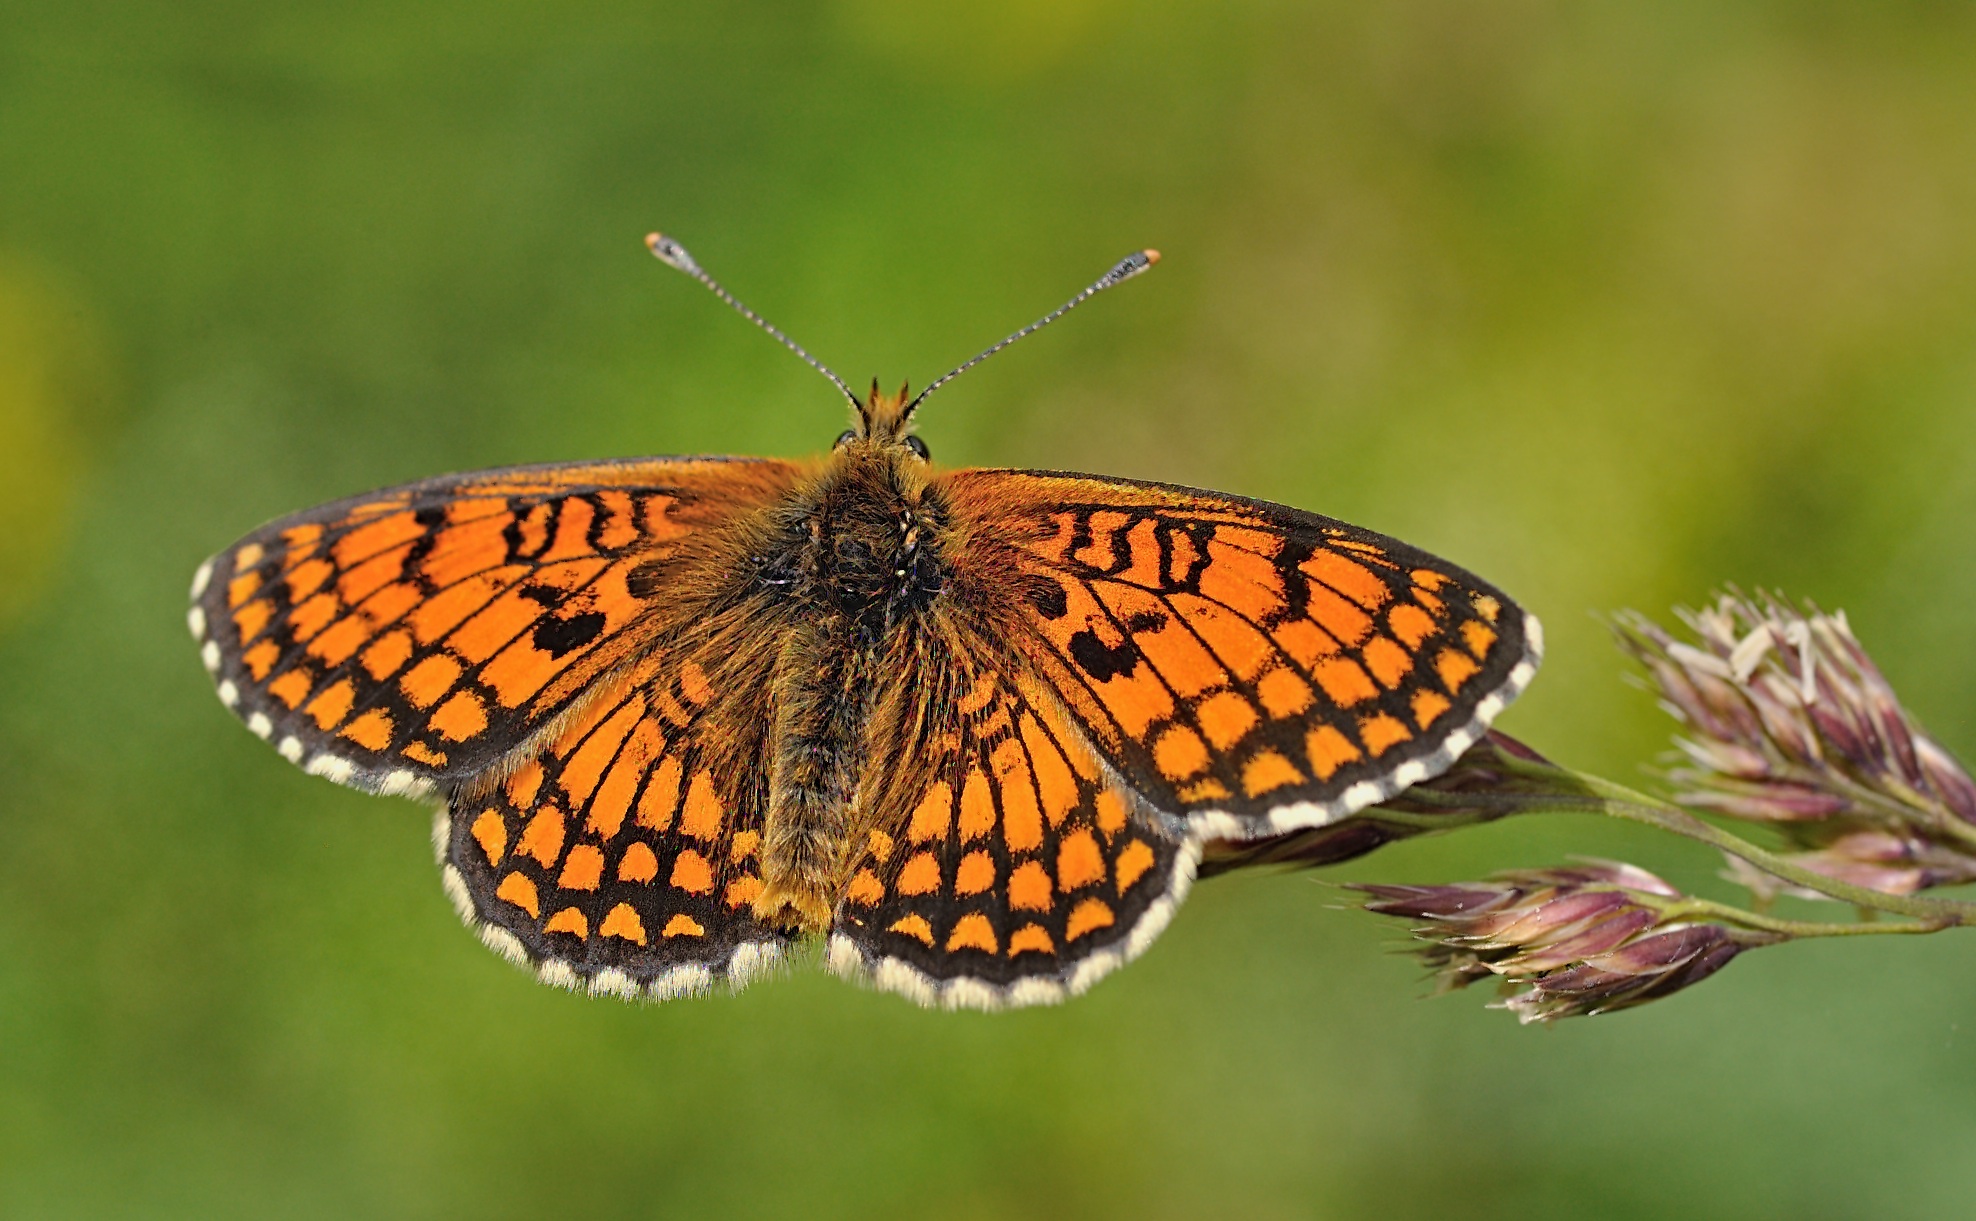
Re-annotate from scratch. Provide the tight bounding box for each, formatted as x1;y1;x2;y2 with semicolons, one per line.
1067;628;1140;682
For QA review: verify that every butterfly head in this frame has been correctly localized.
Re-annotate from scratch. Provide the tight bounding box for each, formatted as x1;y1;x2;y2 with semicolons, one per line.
835;379;932;462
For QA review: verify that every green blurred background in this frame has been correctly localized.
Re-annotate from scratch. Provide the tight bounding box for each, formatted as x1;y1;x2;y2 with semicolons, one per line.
5;2;1976;1217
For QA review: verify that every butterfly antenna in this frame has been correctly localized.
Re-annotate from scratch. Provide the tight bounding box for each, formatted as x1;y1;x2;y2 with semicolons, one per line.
901;248;1160;424
646;232;862;412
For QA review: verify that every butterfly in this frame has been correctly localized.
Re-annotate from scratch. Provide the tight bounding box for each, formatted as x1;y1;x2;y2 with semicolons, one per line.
188;234;1542;1010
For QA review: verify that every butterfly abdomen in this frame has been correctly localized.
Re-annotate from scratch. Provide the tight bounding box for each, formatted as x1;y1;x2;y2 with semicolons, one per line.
751;448;957;931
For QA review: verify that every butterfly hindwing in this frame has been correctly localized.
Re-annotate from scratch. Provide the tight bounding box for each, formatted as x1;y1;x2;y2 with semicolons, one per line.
828;624;1195;1009
189;456;805;795
937;469;1542;840
442;615;794;997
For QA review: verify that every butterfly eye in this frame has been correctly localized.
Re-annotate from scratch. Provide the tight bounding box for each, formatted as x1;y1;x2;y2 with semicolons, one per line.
904;435;931;461
833;429;858;450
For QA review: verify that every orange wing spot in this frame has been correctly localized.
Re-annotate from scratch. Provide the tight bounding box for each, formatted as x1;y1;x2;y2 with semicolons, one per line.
1153;724;1210;781
355;629;414;682
1171;591;1276;682
558;844;605;891
1257;667;1313;719
1019;714;1079;828
429;690;490;743
514;503;552;555
406;568;519;646
1178;778;1232;802
945;913;999;954
336;543;412;606
399;653;464;710
907;781;953;843
1362;635;1412;690
1008;924;1055;956
1412;570;1450;591
1242;749;1304;797
1118;518;1164;587
402;742;446;767
1273;618;1341;670
232;598;274;645
517;807;566;868
1305;584;1374;650
724;875;763;908
496;872;539;917
1116;840;1157;892
617;842;658;883
1213;525;1286;559
1311;657;1377;707
956;670;999;716
1388;603;1438;650
867;829;895;865
227;570;262;609
1094;788;1128;836
1413;587;1444;615
233;542;265;570
1437;647;1480;694
305;612;369;669
1471;593;1502;624
340;709;393;751
594;489;640;550
416;514;510;588
1412;689;1453;729
242;640;280;681
545;907;589;939
731;830;760;862
1056;830;1105;890
443;497;507;525
541;496;598;562
332;511;424;570
471;809;506;866
669;849;714;895
662;913;706;938
1065;898;1116;941
680;770;725;839
955;851;996;896
599;903;647;944
1009;860;1054;912
992;740;1043;853
304;678;356;731
897;851;941;896
1304;550;1390;611
958;770;995;842
1306;724;1362;780
1196;690;1260;750
887;914;935;946
637;754;682;830
678;660;712;708
1196;541;1288;627
1462;619;1498;659
558;698;643;806
848;869;884;906
267;668;313;710
507;759;544;807
457;604;561;686
1072;510;1132;569
588;719;660;840
1359;712;1412;756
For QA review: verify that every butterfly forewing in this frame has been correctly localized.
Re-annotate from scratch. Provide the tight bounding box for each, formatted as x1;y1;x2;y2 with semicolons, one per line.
937;469;1542;841
189;456;805;795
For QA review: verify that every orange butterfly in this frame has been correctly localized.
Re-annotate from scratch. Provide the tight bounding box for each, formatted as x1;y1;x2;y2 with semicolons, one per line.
188;235;1541;1009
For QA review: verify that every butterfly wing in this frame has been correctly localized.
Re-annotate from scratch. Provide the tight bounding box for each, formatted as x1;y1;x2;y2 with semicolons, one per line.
189;456;806;796
441;613;793;996
827;621;1194;1009
936;469;1542;841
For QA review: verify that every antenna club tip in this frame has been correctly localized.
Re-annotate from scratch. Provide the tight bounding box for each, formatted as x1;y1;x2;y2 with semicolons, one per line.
645;231;699;273
1143;249;1161;265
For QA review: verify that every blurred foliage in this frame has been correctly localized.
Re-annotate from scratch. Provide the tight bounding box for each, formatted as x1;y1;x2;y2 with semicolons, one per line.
3;2;1976;1218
